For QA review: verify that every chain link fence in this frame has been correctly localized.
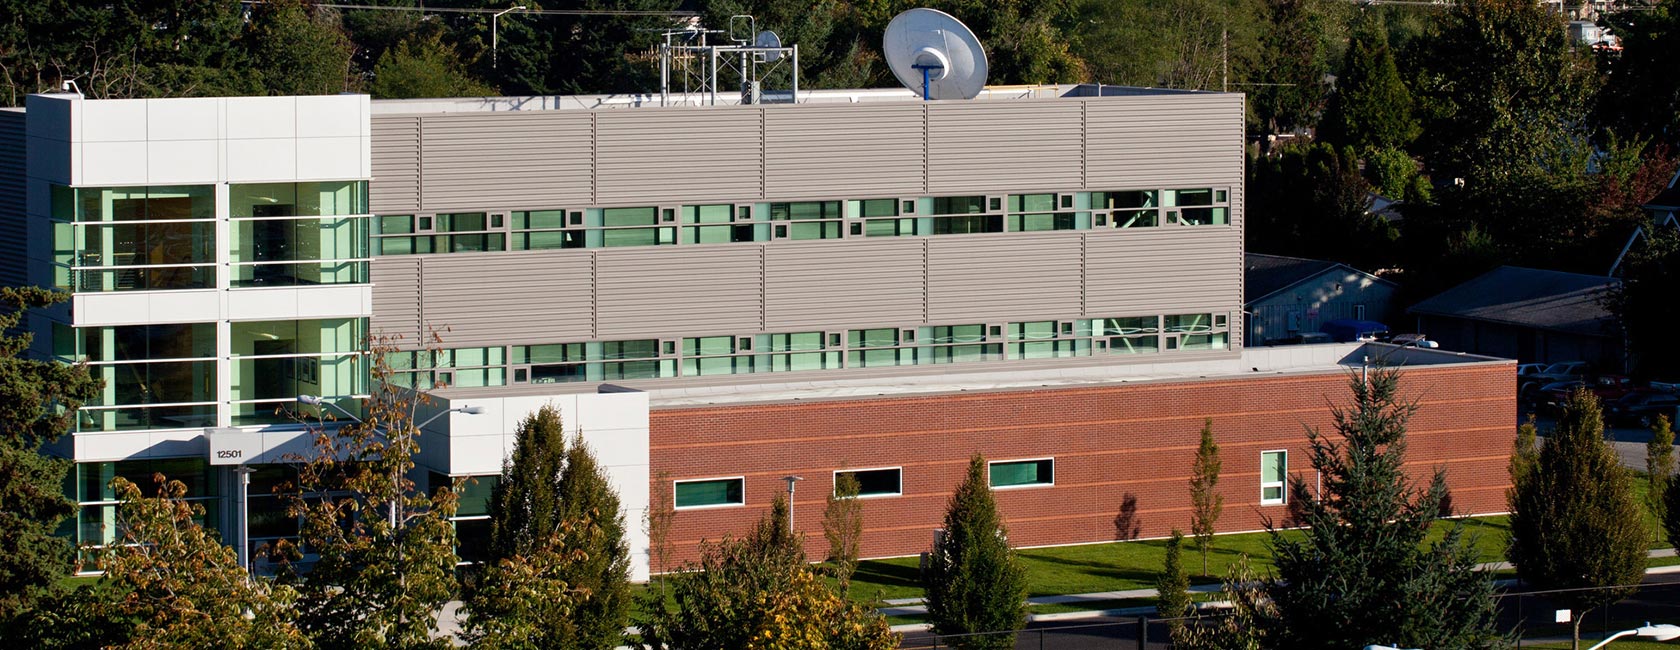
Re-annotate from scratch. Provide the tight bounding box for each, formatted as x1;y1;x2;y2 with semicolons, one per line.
896;581;1680;650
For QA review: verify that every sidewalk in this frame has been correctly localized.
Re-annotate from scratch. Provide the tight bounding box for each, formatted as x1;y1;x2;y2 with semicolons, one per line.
881;548;1680;631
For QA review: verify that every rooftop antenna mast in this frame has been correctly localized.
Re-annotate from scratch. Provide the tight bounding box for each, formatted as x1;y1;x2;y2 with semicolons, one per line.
657;15;798;107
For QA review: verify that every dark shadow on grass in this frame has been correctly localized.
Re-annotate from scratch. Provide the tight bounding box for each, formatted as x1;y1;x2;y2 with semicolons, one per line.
852;559;922;592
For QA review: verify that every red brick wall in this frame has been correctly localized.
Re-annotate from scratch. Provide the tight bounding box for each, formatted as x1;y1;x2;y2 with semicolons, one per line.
648;363;1514;566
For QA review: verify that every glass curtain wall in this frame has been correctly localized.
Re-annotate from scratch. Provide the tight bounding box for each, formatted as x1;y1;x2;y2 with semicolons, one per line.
230;318;368;425
51;186;216;291
57;323;219;432
71;458;219;566
230;182;370;287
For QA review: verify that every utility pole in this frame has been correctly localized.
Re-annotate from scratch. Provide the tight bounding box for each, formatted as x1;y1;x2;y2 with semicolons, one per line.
493;5;527;70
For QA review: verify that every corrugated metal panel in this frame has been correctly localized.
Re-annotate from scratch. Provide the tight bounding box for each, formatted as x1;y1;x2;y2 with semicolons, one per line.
369;116;421;214
927;234;1082;322
0;111;26;290
1228;182;1245;348
595;108;762;205
928;101;1083;194
765;239;927;330
419;112;593;211
369;257;423;345
764;104;926;198
1084;228;1242;317
595;246;763;338
1084;95;1245;189
421;252;595;346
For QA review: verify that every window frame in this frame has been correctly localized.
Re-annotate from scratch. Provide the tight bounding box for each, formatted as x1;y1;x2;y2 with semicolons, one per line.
672;476;747;510
1260;449;1288;505
988;457;1055;490
833;466;903;499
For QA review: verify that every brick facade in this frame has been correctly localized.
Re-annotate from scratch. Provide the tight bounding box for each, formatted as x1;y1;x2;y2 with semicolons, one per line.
648;363;1514;566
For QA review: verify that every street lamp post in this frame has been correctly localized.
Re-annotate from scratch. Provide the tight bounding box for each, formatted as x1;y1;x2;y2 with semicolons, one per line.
492;5;528;70
781;475;803;534
1586;623;1680;650
296;395;484;532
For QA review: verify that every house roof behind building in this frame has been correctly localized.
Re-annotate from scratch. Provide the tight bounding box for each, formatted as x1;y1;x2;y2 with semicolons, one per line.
1647;169;1680;209
1408;266;1619;337
1244;253;1389;305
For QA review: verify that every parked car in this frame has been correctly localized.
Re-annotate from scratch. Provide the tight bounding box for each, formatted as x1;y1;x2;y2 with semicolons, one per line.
1539;375;1638;414
1605;392;1680;427
1516;363;1548;378
1275;332;1333;345
1385;333;1440;349
1321;319;1390;343
1519;361;1592;403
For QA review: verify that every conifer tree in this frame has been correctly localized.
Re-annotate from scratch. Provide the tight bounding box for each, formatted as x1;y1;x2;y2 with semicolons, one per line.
1320;14;1418;152
1509;388;1650;650
1188;419;1223;576
1262;368;1502;650
824;470;865;590
553;433;632;649
922;454;1028;650
1648;414;1674;540
487;405;568;562
1156;530;1192;634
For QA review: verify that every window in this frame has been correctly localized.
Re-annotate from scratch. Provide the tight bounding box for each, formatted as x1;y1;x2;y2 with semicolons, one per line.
835;467;902;498
52;185;218;291
674;477;745;509
229;318;368;425
989;458;1054;489
1261;451;1287;505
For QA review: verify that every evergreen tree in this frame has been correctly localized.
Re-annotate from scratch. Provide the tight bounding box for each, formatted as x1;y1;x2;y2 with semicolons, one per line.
1596;0;1680;148
1188;419;1223;577
1320;14;1419;152
1252;0;1334;136
1648;414;1675;540
552;433;632;650
1261;368;1502;650
824;470;865;590
1508;387;1649;650
922;454;1028;650
636;493;896;650
487;405;568;563
1156;530;1192;633
1510;415;1540;486
461;538;588;650
97;475;308;649
285;343;459;650
0;287;100;631
370;33;497;100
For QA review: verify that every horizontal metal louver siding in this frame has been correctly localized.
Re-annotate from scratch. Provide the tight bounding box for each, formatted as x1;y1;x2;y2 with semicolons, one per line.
764;239;926;331
764;104;926;198
1085;94;1244;189
421;252;594;346
1084;229;1241;316
1228;182;1246;347
595;246;762;338
420;112;592;211
369;257;424;344
596;109;761;205
927;235;1082;322
369;116;421;214
0;111;26;290
927;101;1083;194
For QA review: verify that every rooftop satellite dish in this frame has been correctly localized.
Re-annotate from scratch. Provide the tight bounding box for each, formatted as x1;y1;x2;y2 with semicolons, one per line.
882;8;988;101
756;30;784;62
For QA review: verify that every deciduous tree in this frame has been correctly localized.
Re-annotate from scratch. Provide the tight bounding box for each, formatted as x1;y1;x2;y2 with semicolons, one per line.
243;0;354;96
1509;387;1649;650
283;343;459;650
97;475;309;649
922;454;1028;650
824;470;865;590
1262;368;1502;650
553;434;632;649
369;33;497;100
1188;419;1223;577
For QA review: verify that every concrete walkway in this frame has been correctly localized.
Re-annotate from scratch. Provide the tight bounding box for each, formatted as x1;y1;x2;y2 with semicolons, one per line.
879;548;1680;622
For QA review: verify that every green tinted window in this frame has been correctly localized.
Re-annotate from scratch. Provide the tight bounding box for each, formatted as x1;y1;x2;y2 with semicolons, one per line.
990;459;1053;488
675;478;744;508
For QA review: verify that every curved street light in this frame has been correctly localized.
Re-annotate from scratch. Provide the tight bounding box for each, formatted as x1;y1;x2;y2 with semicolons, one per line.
1587;623;1680;650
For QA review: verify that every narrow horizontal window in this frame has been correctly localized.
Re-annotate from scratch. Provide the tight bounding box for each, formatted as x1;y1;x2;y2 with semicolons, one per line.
989;459;1054;489
836;467;902;498
674;477;744;509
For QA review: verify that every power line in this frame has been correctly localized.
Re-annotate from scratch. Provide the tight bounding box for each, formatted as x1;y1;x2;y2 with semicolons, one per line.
240;2;698;17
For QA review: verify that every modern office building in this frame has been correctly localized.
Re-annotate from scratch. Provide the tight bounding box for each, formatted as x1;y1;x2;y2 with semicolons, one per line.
3;85;1516;580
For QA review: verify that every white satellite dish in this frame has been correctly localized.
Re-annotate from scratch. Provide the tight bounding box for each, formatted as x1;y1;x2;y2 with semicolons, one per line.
882;8;988;100
755;30;783;62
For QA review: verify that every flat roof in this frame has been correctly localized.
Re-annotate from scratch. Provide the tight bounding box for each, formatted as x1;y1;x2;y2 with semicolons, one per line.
368;83;1222;116
428;342;1511;409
